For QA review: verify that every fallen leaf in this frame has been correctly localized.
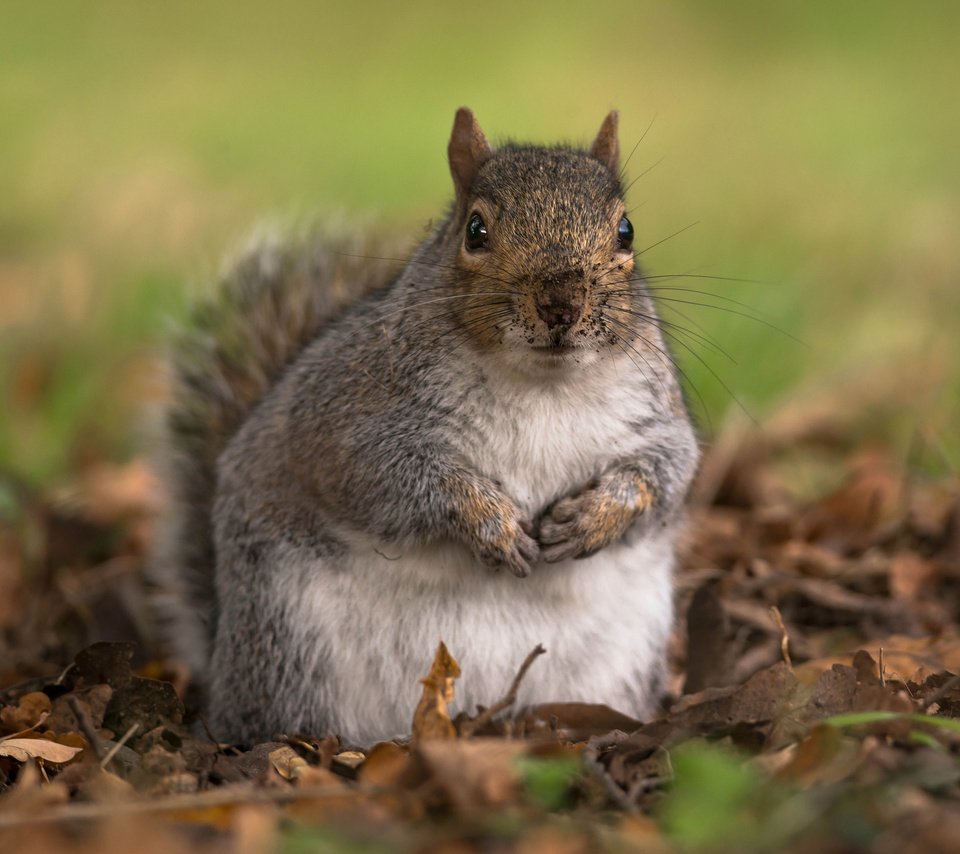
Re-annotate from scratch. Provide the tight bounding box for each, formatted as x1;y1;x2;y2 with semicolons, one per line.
151;771;200;795
67;641;137;689
411;641;461;745
0;691;51;733
290;765;344;788
604;735;672;797
46;684;113;734
268;745;309;781
359;741;412;788
774;724;848;787
798;449;902;552
0;737;83;764
333;750;365;770
522;703;643;740
889;552;939;600
415;738;525;813
684;580;731;693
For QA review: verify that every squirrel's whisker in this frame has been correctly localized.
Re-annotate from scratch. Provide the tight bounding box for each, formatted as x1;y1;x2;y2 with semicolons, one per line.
617;114;657;181
604;304;735;363
631;221;700;259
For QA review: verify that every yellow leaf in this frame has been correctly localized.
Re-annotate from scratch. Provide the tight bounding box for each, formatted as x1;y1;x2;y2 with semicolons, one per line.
268;746;309;781
333;750;365;770
411;641;461;745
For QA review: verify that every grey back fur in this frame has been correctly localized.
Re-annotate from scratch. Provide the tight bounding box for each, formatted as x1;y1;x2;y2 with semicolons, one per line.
149;228;401;675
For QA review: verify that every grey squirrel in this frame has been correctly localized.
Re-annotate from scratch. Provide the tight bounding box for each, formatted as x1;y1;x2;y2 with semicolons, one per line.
149;108;700;745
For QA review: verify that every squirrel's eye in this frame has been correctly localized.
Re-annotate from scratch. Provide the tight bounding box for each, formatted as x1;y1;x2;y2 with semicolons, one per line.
465;212;488;251
617;216;634;252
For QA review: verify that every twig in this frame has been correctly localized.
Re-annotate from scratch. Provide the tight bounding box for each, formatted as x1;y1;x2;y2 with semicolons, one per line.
100;723;139;771
878;647;885;687
198;713;226;755
583;748;637;812
459;644;546;738
67;696;103;762
0;712;49;742
769;606;793;670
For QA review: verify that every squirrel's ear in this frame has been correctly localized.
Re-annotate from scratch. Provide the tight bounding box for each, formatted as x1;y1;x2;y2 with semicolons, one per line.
448;107;493;208
589;110;620;174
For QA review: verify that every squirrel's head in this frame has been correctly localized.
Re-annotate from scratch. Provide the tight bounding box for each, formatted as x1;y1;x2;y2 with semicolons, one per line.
444;108;651;375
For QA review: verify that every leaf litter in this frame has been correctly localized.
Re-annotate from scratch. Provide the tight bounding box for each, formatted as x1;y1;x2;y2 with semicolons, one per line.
0;409;959;852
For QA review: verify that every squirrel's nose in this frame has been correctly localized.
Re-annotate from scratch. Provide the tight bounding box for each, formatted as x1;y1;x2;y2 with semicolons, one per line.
536;268;587;330
536;294;585;330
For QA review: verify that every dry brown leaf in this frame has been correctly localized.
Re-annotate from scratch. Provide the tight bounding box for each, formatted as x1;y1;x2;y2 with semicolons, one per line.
522;703;643;740
279;733;340;769
47;684;113;734
605;736;672;797
0;691;51;733
415;738;525;814
151;772;200;796
359;741;412;788
333;750;365;770
0;737;83;764
411;641;461;745
889;552;939;600
268;745;309;781
798;449;902;551
774;724;846;786
684;581;731;693
290;765;343;788
795;633;960;686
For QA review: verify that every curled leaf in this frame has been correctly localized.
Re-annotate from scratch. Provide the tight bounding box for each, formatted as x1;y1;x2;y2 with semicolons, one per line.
411;641;461;745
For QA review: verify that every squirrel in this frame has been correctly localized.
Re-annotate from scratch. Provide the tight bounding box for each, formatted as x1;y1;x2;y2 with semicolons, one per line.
149;108;700;745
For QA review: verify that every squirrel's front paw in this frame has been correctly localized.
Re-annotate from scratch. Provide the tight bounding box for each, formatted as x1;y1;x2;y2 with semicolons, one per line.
473;515;539;578
454;483;539;577
539;470;655;563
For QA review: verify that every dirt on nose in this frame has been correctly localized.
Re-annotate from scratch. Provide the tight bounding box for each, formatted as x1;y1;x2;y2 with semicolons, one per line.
536;269;587;330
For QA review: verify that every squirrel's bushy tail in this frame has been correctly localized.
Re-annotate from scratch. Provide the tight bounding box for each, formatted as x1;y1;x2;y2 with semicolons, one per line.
149;227;398;676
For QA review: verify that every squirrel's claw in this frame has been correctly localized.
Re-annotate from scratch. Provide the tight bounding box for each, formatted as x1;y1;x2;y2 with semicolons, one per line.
508;526;540;577
470;513;539;578
539;494;597;562
487;523;539;578
539;519;586;563
541;545;579;564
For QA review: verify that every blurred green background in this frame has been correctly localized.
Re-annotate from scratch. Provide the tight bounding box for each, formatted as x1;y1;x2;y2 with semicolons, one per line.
1;0;958;487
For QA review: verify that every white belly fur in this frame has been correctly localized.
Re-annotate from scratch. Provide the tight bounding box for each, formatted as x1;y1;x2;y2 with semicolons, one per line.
286;531;674;744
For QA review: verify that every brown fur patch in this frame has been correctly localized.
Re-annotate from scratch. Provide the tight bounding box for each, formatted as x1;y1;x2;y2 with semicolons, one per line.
582;472;652;554
444;475;518;556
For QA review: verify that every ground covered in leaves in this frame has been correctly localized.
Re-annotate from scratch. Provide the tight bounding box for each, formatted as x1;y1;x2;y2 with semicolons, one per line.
1;403;959;853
